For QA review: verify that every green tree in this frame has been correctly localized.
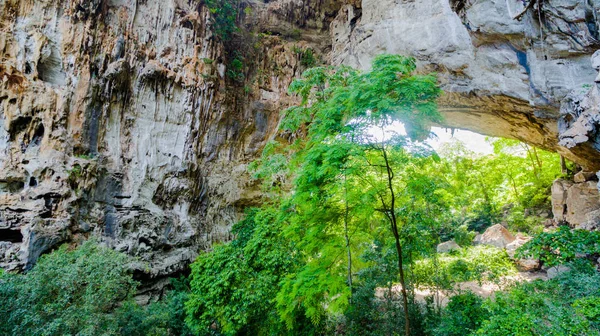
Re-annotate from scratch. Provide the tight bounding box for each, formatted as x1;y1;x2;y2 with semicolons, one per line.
0;241;137;336
185;207;312;335
262;54;441;334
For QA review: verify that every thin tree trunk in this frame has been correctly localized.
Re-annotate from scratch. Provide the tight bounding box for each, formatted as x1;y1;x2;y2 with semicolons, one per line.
380;144;411;336
560;155;568;175
532;147;542;169
508;173;520;199
524;144;540;181
344;173;353;296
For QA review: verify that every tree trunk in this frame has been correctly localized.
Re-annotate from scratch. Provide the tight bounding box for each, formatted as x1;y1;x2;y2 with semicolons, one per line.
344;173;353;296
380;144;411;336
560;155;568;175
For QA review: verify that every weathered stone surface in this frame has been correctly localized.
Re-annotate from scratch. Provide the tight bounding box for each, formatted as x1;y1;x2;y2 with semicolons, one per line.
0;0;330;277
331;0;600;169
506;233;539;271
547;264;570;279
474;224;516;249
574;171;598;183
437;240;461;253
558;84;600;164
552;179;600;226
1;0;600;284
552;179;574;223
505;234;531;258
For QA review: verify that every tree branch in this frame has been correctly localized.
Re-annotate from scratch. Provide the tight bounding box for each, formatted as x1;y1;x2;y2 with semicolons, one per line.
512;0;536;21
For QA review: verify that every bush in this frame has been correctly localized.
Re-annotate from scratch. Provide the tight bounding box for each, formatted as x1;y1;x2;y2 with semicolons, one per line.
412;246;517;289
517;226;600;267
429;291;487;336
205;0;239;40
115;279;193;336
0;241;137;336
185;208;312;335
474;268;600;335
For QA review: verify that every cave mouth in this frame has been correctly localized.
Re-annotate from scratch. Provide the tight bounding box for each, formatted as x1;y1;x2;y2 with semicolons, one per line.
0;228;23;243
366;121;494;155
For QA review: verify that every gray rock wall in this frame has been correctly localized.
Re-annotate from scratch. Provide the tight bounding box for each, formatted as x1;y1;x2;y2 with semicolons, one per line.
331;0;600;169
0;0;326;280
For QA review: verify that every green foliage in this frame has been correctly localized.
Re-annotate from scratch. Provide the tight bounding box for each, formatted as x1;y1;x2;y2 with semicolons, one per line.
412;246;517;289
344;241;425;336
298;48;316;67
75;153;95;160
285;29;302;40
282;54;441;140
428;137;562;236
0;241;137;336
573;296;600;326
227;52;245;82
115;278;193;336
0;242;193;336
269;54;442;331
186;207;315;335
187;54;443;334
475;269;600;335
517;226;600;267
205;0;239;40
183;52;579;336
428;291;488;336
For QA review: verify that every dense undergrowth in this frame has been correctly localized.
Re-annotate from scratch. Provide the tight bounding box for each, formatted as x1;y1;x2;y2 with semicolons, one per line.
1;54;598;335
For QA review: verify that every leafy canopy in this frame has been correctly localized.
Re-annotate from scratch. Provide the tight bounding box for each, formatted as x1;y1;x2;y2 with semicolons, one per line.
0;241;136;336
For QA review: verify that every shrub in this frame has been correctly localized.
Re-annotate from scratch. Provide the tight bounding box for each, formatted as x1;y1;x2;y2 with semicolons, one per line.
0;241;137;336
185;208;310;335
412;246;517;289
429;291;487;336
517;226;600;267
205;0;239;40
475;268;600;335
115;279;193;336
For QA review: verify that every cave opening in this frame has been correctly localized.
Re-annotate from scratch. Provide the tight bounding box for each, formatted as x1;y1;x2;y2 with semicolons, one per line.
0;228;23;243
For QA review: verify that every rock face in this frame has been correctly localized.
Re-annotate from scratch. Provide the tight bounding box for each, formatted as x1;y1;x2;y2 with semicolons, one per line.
1;0;600;282
551;178;600;228
0;0;333;278
331;0;600;169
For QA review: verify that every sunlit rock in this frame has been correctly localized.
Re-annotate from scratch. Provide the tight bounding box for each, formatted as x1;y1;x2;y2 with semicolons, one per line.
437;240;461;253
474;224;516;249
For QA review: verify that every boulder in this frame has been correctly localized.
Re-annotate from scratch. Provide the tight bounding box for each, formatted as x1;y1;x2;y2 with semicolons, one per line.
474;224;516;249
580;209;600;231
505;234;539;271
574;171;597;183
516;258;540;272
437;240;461;253
505;234;532;258
547;265;570;279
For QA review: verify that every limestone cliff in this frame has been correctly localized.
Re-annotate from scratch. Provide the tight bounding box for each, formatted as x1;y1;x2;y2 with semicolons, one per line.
331;0;600;168
1;0;599;285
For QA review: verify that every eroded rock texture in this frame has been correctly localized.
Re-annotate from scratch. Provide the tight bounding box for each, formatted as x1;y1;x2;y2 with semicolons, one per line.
1;0;600;283
0;0;334;284
552;177;600;229
331;0;600;169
